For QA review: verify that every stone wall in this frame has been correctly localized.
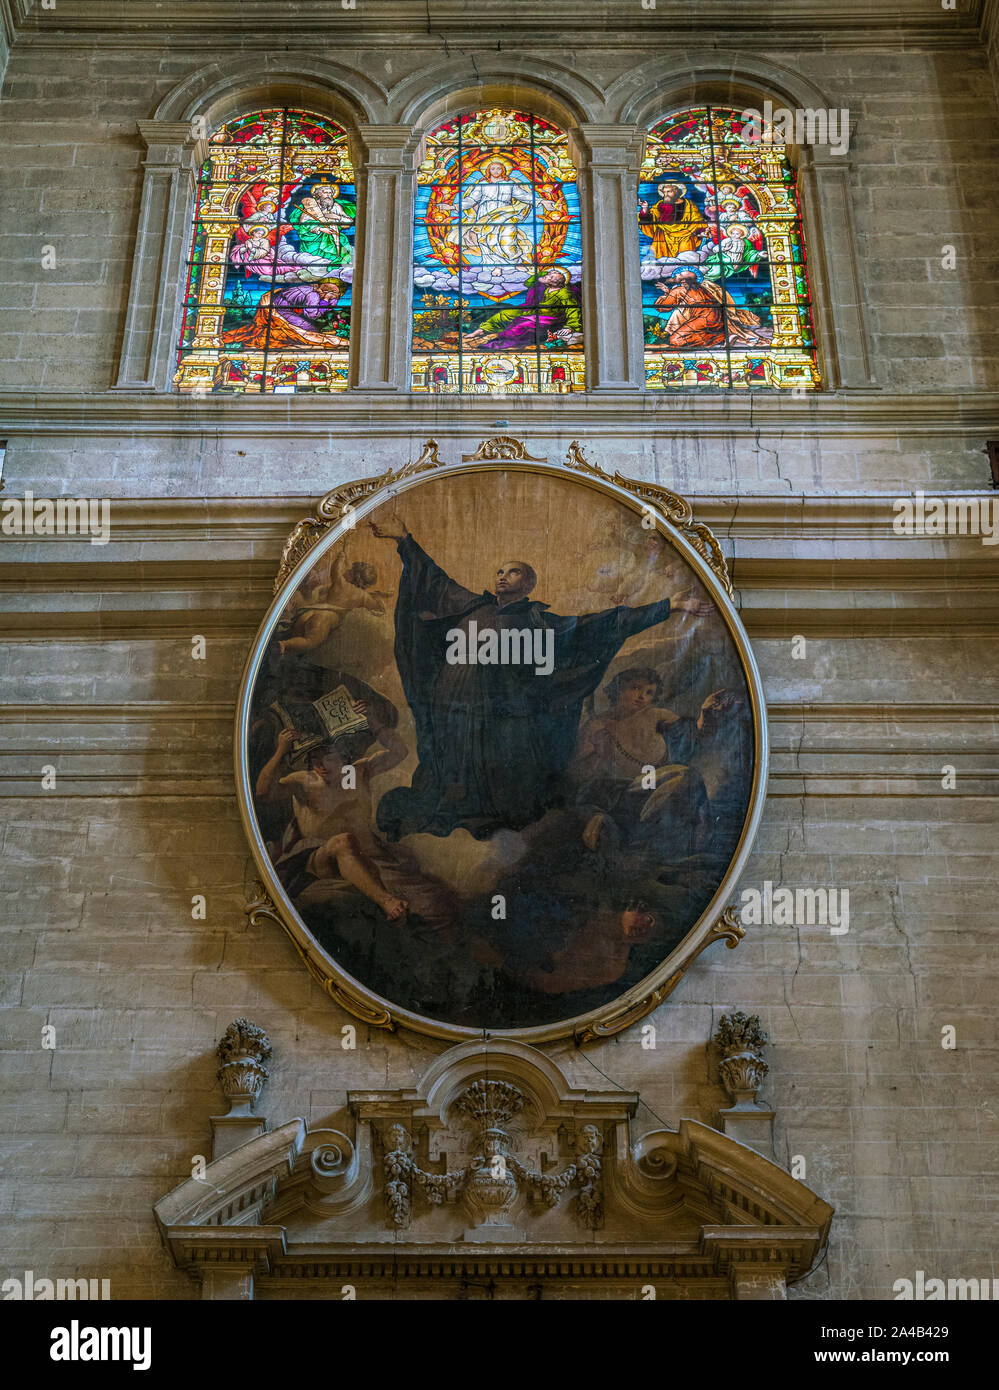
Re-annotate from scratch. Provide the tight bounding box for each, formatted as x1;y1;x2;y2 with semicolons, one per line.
1;0;997;1300
1;37;999;397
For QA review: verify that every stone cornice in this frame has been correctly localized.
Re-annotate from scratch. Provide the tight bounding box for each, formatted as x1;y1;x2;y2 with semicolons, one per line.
2;391;999;440
5;699;995;799
0;492;996;535
7;0;986;52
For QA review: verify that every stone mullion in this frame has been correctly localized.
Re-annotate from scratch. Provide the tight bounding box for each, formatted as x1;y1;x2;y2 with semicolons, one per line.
803;150;877;390
574;123;645;393
351;125;421;392
114;120;206;392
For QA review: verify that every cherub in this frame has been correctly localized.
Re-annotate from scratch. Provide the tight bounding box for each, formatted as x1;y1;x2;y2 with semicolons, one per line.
573;666;738;857
255;706;410;922
277;548;391;656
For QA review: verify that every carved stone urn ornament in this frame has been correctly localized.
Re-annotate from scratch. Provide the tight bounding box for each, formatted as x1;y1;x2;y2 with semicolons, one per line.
216;1017;272;1117
378;1077;604;1234
712;1011;775;1156
458;1081;523;1229
714;1011;770;1108
235;439;767;1043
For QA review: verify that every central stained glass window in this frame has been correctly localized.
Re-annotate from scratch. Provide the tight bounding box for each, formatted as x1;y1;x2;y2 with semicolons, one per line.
640;105;820;390
411;108;584;394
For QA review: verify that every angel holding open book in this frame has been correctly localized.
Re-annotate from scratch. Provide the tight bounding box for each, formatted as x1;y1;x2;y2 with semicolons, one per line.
254;693;461;936
254;698;410;921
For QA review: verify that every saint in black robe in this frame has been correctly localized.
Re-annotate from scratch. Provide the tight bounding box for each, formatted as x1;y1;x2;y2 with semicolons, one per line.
375;534;675;841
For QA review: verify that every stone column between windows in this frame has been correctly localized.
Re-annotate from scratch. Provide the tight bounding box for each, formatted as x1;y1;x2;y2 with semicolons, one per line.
351;125;422;392
805;149;877;389
114;121;205;392
574;124;645;392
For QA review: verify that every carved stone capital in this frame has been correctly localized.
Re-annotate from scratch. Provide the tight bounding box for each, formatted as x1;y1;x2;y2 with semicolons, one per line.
574;123;644;173
354;123;423;171
135;119;206;171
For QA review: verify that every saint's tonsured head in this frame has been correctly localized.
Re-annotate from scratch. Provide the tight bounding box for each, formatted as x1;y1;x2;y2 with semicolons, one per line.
493;559;537;600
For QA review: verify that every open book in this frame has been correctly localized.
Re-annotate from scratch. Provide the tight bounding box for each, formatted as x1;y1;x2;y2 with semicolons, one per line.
270;684;370;759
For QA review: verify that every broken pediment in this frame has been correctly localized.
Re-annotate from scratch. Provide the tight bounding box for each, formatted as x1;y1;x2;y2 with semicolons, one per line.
155;1037;831;1299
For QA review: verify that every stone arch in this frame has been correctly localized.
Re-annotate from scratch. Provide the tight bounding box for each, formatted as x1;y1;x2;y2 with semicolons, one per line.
417;1038;605;1124
404;76;597;395
611;50;837;131
390;56;605;133
152;53;388;129
117;57;385;394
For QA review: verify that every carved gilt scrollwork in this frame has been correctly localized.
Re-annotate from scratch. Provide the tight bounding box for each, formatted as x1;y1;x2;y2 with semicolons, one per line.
460;435;547;462
564;440;733;597
245;882;395;1032
574;905;745;1043
272;440;444;592
273;437;732;601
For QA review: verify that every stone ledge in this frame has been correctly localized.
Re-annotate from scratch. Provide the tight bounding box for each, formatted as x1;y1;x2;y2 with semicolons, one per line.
2;388;998;438
8;0;984;50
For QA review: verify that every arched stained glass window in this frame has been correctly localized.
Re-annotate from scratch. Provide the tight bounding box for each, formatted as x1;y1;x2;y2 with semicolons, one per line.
640;106;819;391
411;108;584;394
174;109;356;395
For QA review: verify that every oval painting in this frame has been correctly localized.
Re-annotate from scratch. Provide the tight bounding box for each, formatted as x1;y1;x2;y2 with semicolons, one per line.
237;460;766;1040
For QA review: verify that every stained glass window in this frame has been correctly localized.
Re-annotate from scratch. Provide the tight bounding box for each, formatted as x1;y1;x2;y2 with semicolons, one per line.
640;106;819;390
174;109;355;395
411;108;584;394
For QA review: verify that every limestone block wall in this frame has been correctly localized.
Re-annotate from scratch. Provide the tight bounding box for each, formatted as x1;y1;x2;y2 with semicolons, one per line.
1;1;997;1300
2;478;995;1300
0;27;997;394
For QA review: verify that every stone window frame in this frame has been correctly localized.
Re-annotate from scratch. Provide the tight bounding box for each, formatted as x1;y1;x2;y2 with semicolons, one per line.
114;54;874;396
614;56;876;392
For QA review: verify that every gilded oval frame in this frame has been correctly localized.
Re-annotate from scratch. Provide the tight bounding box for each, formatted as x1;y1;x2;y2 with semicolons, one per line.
234;439;767;1044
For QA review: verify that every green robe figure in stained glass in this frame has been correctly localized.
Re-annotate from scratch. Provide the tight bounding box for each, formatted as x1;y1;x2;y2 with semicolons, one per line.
289;184;356;268
464;268;583;350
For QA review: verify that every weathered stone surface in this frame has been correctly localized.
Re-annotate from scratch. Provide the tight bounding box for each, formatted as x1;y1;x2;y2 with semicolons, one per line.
0;0;996;1303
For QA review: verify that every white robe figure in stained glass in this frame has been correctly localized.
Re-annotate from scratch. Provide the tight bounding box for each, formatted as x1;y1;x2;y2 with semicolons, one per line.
448;159;560;266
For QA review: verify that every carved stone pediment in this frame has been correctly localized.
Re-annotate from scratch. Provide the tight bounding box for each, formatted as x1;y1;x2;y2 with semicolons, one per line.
154;1040;832;1300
